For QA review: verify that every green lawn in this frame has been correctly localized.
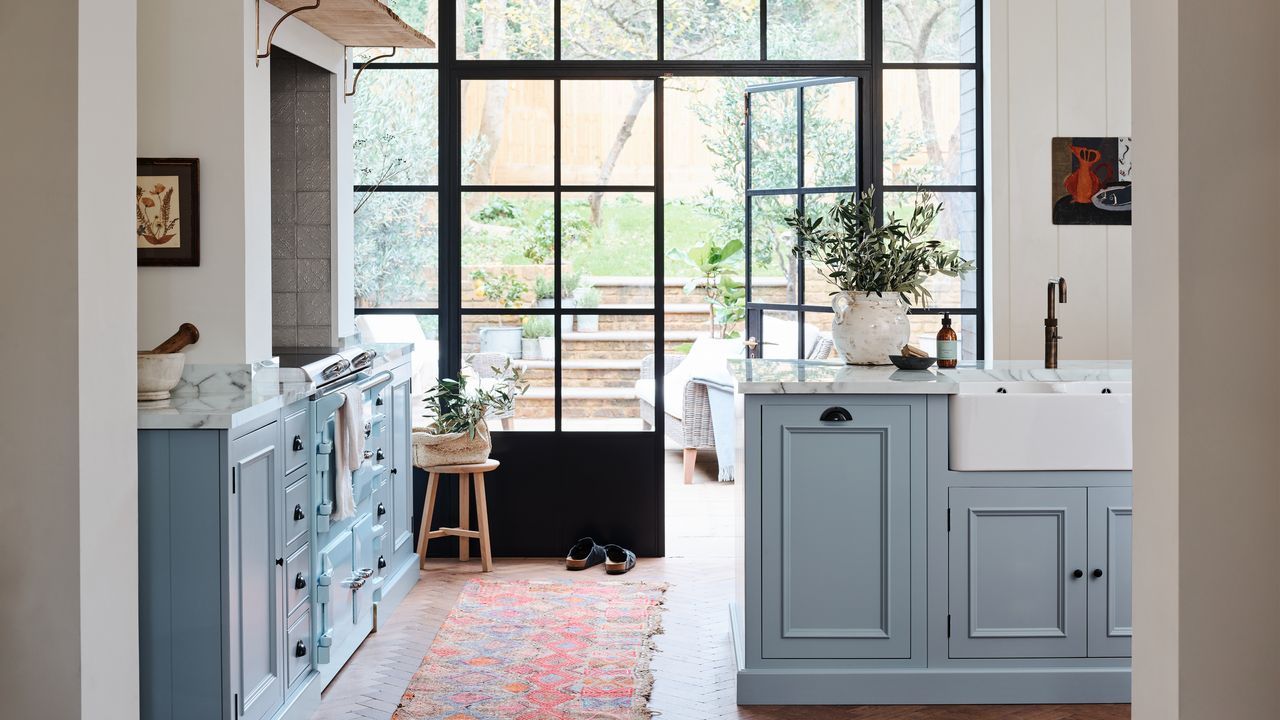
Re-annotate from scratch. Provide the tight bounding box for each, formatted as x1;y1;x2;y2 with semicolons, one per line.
461;196;735;277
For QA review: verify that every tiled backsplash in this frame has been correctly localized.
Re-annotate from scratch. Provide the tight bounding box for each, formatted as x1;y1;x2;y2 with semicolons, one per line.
271;49;333;349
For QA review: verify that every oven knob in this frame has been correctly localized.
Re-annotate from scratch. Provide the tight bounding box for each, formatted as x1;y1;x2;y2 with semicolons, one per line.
292;435;304;452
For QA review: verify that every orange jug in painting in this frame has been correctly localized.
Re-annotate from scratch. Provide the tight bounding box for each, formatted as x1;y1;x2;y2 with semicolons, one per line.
1064;145;1113;203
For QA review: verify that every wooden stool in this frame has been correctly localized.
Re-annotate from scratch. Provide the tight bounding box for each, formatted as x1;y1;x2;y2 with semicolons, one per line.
416;459;498;572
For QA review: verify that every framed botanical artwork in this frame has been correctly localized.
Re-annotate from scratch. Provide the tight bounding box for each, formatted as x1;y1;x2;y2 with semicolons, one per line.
137;158;200;266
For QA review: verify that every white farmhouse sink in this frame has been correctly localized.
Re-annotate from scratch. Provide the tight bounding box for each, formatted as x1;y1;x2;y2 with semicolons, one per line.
949;381;1132;471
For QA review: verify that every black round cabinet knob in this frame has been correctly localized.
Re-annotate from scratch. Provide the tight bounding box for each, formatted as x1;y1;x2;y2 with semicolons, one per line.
1092;568;1104;578
1072;569;1084;579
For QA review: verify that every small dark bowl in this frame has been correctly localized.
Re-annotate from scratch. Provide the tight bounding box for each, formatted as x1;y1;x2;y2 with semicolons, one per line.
889;354;937;370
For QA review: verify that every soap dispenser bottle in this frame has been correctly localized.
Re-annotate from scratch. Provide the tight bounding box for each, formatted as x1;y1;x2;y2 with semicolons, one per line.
937;313;958;368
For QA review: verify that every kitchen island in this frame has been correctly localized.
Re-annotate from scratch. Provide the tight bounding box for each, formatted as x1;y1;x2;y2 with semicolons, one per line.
730;359;1133;705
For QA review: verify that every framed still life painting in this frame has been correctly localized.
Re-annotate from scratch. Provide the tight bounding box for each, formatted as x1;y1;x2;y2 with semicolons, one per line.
137;158;199;266
1051;137;1132;225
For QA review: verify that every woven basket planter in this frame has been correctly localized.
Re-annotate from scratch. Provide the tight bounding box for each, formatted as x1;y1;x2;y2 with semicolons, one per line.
413;421;492;468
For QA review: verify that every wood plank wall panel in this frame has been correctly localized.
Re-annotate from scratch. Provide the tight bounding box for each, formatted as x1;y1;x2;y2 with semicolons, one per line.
1056;0;1111;361
989;0;1132;361
1004;0;1061;360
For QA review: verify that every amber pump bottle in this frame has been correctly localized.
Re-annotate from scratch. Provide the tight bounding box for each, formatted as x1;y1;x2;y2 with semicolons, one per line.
937;313;958;368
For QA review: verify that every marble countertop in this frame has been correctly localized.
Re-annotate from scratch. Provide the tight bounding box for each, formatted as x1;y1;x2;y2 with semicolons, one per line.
728;359;1132;395
137;342;414;430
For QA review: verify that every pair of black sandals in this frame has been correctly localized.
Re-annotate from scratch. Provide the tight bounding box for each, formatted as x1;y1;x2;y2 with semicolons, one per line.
565;537;636;575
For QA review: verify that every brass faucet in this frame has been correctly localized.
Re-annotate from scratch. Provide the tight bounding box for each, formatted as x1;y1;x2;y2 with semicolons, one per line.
1045;277;1067;368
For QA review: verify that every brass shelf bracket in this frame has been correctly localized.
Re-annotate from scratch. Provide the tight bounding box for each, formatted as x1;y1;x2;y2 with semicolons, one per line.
256;0;322;66
344;46;397;100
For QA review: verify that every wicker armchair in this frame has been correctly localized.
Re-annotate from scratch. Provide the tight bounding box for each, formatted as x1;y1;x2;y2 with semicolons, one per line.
638;333;835;484
466;351;516;431
638;354;712;484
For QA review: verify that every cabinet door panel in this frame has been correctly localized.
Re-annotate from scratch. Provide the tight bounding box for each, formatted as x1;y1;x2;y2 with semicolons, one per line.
230;423;285;720
1088;486;1133;657
391;379;413;552
761;402;912;659
949;487;1087;659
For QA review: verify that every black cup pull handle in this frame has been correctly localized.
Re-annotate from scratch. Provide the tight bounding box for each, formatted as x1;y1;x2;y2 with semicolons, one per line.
295;641;307;658
820;407;853;422
295;572;307;589
292;435;304;452
1072;569;1084;579
1092;568;1104;578
294;504;305;521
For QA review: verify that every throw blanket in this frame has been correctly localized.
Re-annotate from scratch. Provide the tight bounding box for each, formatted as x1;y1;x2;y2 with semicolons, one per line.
681;339;742;482
332;386;364;521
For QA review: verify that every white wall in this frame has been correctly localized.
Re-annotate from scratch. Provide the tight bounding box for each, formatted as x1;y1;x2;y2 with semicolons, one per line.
137;0;351;362
1132;0;1280;718
0;1;139;717
988;0;1132;361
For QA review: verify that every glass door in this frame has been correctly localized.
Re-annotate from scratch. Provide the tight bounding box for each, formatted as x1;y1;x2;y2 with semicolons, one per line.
450;74;666;555
743;77;862;360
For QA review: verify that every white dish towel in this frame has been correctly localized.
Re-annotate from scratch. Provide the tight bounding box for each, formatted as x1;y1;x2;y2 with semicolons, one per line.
331;386;364;521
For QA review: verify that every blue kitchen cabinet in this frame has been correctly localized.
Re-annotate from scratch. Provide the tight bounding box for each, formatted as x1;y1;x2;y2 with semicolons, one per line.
1088;486;1133;657
753;397;924;661
139;404;317;720
229;422;287;720
737;392;1132;704
947;486;1089;659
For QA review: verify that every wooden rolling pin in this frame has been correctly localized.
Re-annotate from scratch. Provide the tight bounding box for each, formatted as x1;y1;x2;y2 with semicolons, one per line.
150;323;200;354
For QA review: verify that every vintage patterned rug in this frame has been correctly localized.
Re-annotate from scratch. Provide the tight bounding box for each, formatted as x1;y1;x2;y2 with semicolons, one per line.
393;579;668;720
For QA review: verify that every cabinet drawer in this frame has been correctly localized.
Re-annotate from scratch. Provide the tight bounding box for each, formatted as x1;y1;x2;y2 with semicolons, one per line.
286;609;313;687
284;474;310;551
286;543;311;617
284;409;309;474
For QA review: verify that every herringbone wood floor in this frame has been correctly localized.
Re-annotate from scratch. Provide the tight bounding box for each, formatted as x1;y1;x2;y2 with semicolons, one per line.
312;450;1130;720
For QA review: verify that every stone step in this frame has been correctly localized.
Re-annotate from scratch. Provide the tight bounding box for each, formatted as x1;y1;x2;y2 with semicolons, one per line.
559;330;708;358
516;359;644;386
514;387;642;419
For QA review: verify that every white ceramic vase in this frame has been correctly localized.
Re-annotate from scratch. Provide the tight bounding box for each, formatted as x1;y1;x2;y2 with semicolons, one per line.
829;291;911;365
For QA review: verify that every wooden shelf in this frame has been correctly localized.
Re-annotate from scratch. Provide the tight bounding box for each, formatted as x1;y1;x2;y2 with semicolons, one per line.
266;0;435;48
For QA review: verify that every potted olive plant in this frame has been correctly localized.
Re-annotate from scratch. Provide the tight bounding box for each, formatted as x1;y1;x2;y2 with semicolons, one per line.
471;269;528;358
786;188;975;365
413;358;528;467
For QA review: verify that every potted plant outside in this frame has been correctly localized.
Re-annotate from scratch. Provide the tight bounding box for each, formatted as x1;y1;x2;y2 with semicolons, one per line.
413;359;528;467
667;238;747;339
533;277;556;308
786;187;974;365
471;269;529;358
561;270;582;310
574;286;602;332
521;315;552;359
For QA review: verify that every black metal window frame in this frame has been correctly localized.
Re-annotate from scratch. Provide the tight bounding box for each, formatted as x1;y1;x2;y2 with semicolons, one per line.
354;0;987;394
